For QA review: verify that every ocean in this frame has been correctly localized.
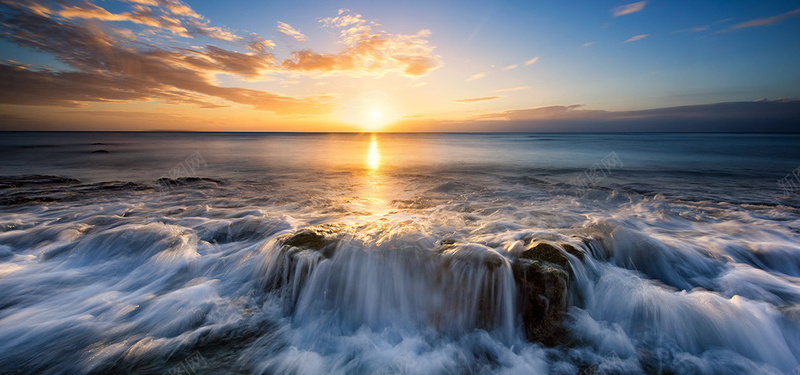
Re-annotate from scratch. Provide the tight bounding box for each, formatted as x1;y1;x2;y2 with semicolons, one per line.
0;132;799;374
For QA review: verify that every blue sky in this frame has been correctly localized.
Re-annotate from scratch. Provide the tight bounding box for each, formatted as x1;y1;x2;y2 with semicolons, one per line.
0;0;798;131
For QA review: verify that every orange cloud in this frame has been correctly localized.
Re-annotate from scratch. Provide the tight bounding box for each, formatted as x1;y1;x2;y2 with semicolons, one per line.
467;73;485;81
452;96;500;104
731;9;800;30
524;57;539;66
0;2;439;114
54;0;238;41
613;1;646;17
623;34;649;43
491;86;530;93
0;2;328;114
279;10;441;77
277;21;307;42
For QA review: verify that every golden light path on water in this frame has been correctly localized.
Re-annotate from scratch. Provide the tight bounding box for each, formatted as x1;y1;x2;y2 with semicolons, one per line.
352;134;391;219
367;134;380;171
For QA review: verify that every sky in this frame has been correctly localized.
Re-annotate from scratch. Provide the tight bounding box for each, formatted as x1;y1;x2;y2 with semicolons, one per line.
0;0;798;132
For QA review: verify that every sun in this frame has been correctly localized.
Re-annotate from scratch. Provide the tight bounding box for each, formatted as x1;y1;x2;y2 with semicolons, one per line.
360;107;393;131
344;92;399;131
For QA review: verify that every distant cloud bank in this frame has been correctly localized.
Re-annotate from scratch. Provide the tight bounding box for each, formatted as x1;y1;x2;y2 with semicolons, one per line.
389;100;800;133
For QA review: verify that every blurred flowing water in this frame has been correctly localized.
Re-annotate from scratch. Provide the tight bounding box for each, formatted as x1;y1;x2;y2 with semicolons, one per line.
0;132;799;374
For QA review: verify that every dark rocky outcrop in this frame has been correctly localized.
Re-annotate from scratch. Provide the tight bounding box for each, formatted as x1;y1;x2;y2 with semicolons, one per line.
512;240;584;345
277;223;348;259
91;149;109;154
0;175;80;189
266;225;587;346
156;177;224;186
265;224;350;297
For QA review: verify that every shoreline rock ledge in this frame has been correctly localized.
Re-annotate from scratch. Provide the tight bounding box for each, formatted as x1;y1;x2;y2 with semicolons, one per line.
269;225;585;346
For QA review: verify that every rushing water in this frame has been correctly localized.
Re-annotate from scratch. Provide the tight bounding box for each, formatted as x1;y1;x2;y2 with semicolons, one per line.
0;132;799;375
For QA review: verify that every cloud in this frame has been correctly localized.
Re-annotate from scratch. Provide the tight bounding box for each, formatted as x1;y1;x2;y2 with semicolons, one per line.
467;72;485;81
524;57;539;66
673;26;709;33
277;21;307;42
48;0;239;41
623;34;649;43
583;42;596;47
613;1;646;17
473;100;800;131
0;3;439;113
280;10;440;77
503;64;518;70
491;86;530;93
730;8;800;30
452;96;500;104
0;2;331;114
387;100;800;132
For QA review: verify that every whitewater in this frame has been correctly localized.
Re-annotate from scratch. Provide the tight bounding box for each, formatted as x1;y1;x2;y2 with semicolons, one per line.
0;132;799;375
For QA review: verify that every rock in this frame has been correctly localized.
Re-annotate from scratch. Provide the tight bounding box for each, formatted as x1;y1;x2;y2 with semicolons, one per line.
264;224;350;307
278;223;347;258
520;242;585;267
91;149;109;153
513;240;587;345
561;243;585;260
520;242;569;269
512;257;569;345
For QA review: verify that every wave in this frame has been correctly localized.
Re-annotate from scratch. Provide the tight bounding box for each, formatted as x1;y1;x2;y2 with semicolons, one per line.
0;175;798;374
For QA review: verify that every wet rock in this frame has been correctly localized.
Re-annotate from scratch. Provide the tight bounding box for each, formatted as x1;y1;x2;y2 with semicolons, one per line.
0;175;80;189
278;223;347;258
520;242;570;269
513;240;587;345
562;243;585;260
155;177;224;188
521;242;585;267
265;224;349;305
512;257;569;345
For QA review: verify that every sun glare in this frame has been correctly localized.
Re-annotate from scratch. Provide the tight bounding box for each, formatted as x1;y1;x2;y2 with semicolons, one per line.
344;92;399;131
362;108;389;130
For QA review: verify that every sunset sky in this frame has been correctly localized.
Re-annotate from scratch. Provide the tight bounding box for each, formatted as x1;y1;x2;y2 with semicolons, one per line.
0;0;798;132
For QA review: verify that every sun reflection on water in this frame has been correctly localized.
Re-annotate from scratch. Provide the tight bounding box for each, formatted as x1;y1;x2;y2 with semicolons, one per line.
367;134;380;171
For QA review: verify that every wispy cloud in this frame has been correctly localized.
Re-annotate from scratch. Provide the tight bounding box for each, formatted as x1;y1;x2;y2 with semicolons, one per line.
583;41;596;47
613;1;646;17
491;86;530;93
293;10;440;77
53;0;238;40
623;34;649;43
467;72;486;81
673;26;709;33
277;21;307;41
524;57;539;66
503;64;518;70
452;96;500;104
730;9;800;30
0;2;440;113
